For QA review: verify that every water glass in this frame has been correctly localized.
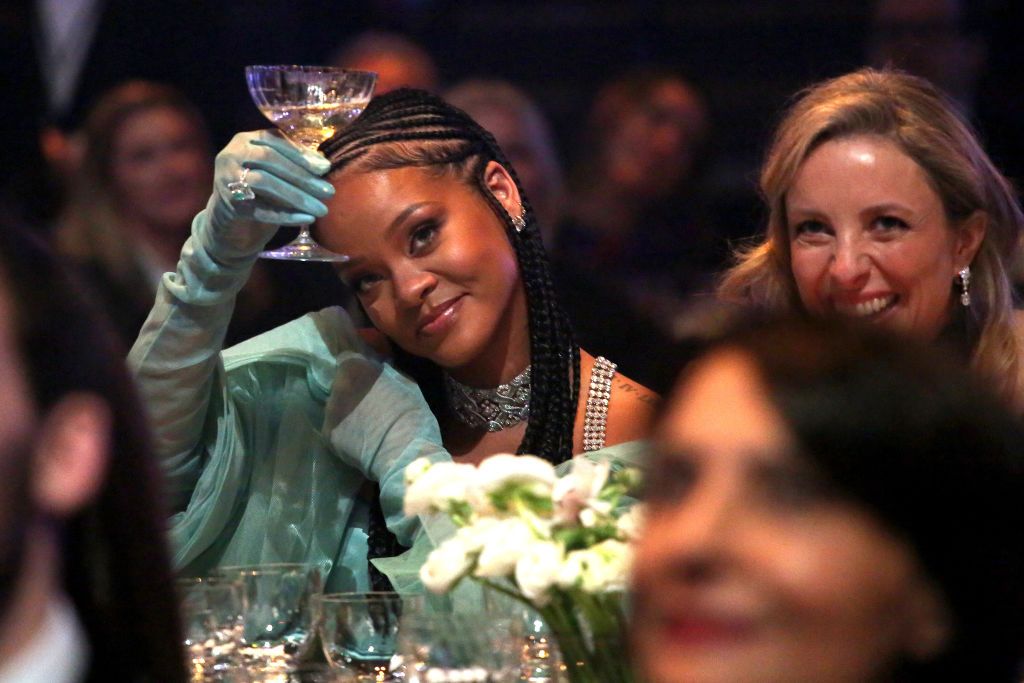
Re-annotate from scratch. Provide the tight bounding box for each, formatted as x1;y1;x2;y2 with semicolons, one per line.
396;612;522;683
316;592;421;681
177;576;246;680
244;662;347;682
217;563;324;676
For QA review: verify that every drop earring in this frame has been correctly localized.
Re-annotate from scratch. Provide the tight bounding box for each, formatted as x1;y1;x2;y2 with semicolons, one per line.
958;266;971;307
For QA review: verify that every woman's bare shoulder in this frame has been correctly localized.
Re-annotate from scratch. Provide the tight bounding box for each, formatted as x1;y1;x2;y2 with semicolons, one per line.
575;350;659;448
606;369;659;445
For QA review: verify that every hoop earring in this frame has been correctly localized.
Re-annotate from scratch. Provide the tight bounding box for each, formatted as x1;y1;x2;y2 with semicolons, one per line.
958;266;971;307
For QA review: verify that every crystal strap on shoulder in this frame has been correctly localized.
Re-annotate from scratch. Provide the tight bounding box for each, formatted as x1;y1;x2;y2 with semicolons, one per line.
583;356;617;452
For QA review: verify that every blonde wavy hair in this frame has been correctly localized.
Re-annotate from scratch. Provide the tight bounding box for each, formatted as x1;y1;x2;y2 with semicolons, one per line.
718;68;1024;407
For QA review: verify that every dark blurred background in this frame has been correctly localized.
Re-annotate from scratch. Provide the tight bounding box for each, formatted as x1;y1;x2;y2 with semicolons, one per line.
2;0;1021;376
4;0;1021;232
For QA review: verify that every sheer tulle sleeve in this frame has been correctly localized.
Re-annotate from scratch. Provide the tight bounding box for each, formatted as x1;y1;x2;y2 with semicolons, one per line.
128;230;450;591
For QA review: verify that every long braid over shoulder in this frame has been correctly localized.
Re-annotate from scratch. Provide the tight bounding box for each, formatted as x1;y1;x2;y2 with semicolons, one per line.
320;89;581;464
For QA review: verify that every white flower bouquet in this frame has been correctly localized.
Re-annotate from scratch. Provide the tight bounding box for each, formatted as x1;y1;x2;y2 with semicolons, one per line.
404;453;642;683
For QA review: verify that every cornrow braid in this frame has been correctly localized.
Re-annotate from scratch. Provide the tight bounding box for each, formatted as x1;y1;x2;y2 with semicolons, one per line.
321;89;581;463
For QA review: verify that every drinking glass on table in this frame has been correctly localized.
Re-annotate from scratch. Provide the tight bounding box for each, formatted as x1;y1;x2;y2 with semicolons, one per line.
396;612;522;683
243;65;376;262
316;592;423;681
177;576;246;681
216;563;324;677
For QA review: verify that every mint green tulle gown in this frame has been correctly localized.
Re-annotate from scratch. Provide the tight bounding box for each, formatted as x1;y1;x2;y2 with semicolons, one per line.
128;230;645;594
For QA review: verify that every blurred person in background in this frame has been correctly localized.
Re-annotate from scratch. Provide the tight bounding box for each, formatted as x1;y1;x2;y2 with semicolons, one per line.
445;76;672;388
867;0;985;118
53;80;212;346
718;68;1024;411
0;220;185;681
54;80;351;348
329;30;439;94
557;67;719;341
634;315;1024;682
444;78;565;241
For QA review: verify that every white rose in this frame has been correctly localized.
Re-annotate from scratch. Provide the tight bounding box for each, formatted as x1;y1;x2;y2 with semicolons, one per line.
556;540;631;594
473;518;536;578
582;539;630;593
454;518;499;553
556;550;585;589
419;536;475;594
564;458;610;501
404;462;478;516
571;549;609;593
404;457;433;487
478;454;557;494
616;505;645;540
466;484;496;516
514;541;565;606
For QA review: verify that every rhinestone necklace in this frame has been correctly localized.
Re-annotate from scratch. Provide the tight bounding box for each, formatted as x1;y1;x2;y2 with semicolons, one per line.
444;365;531;432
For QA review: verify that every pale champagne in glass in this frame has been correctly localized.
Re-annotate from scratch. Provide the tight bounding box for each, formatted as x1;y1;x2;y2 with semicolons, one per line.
257;101;369;151
245;65;376;262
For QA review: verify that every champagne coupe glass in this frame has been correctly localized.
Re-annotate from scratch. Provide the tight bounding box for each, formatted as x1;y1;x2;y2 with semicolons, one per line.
244;65;376;262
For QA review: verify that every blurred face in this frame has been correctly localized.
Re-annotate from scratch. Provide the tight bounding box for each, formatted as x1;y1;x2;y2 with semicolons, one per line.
109;106;211;236
604;80;706;198
472;105;561;241
869;0;980;100
0;280;37;616
347;53;437;95
787;135;981;340
319;164;528;377
632;350;948;683
476;108;554;208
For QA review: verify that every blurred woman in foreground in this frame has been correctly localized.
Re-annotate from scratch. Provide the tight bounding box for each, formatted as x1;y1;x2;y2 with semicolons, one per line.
633;315;1024;682
0;221;184;680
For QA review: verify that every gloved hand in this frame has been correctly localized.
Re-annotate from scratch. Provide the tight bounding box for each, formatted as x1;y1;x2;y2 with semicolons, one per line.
194;130;336;267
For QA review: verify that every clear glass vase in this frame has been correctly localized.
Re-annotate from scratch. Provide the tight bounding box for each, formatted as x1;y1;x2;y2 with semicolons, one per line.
537;592;636;683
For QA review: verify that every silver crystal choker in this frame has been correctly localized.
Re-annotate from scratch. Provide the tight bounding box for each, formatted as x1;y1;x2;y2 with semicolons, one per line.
444;366;531;432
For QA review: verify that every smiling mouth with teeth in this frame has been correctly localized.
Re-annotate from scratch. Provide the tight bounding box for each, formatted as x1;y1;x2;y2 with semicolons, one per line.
836;295;898;318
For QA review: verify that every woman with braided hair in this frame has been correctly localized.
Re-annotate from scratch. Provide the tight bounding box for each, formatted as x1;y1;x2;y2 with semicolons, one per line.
318;89;655;463
128;88;654;593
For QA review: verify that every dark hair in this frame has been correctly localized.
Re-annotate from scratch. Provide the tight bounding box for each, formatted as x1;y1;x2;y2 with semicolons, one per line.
0;222;186;681
679;315;1024;681
321;88;580;463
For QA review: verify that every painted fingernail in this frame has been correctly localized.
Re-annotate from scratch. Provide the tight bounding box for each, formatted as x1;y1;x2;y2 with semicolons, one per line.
310;156;331;174
315;180;335;197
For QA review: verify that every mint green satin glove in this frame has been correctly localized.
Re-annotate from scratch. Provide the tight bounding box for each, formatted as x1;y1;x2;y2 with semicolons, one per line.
195;130;336;267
